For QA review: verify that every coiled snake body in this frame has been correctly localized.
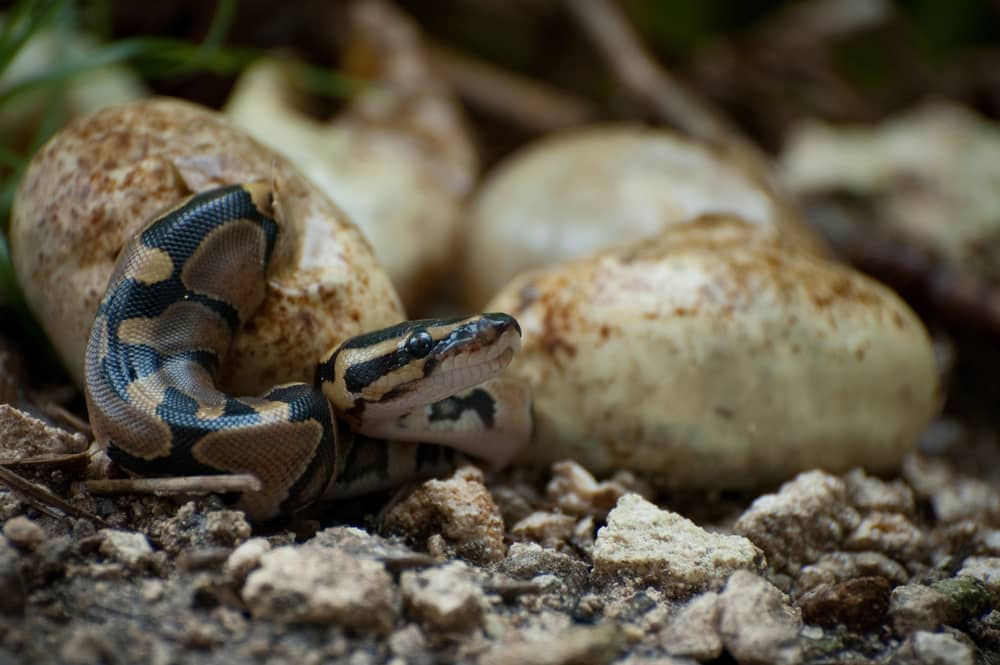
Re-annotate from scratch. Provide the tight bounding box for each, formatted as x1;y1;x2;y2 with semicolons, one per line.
85;184;529;520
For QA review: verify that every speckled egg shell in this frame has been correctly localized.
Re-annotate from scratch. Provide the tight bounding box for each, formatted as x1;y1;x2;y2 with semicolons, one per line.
461;125;825;307
10;98;404;394
487;215;941;487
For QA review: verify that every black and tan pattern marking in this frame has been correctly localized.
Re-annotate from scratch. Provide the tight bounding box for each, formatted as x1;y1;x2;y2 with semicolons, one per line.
85;185;336;520
85;184;529;521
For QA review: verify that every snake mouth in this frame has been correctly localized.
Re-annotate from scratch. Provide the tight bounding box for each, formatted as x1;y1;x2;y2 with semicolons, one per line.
418;313;521;400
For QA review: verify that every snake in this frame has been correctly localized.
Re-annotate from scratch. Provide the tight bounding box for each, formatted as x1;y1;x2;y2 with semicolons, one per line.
84;183;530;521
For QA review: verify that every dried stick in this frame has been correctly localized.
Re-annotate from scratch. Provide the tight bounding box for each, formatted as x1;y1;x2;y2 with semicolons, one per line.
565;0;762;160
429;44;595;132
86;474;262;496
0;463;107;525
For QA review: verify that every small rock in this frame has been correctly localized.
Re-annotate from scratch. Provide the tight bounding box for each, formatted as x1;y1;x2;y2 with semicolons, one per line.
890;584;950;633
717;571;803;665
510;511;577;545
593;494;764;596
2;516;45;551
242;545;394;633
98;529;153;569
798;576;891;630
734;471;860;573
843;469;915;515
844;512;924;560
797;551;908;592
658;592;722;660
479;623;624;665
956;556;1000;594
893;630;974;665
0;404;87;459
59;627;117;665
545;461;633;520
401;561;484;632
203;510;251;546
500;542;590;589
388;624;426;658
903;456;1000;524
223;538;271;585
381;466;505;563
931;576;995;624
0;540;25;615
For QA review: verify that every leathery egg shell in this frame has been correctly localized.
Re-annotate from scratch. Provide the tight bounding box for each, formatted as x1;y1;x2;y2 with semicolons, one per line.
10;98;404;394
460;124;826;308
487;215;941;487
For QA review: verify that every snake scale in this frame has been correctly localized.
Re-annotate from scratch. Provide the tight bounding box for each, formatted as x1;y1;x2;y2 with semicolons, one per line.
84;183;530;520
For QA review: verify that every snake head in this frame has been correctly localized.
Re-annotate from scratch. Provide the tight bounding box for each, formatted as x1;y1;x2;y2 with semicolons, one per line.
316;313;521;424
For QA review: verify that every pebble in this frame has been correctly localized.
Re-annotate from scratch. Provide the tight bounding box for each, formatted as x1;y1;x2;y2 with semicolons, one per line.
657;592;722;660
888;580;993;634
592;494;764;596
717;571;803;665
388;624;427;659
0;538;25;615
478;623;624;665
956;556;1000;594
500;542;590;589
544;461;634;520
0;404;87;460
222;537;272;585
97;529;153;569
797;551;908;592
2;516;46;551
844;512;925;560
843;469;916;515
202;510;251;547
510;511;577;546
241;544;394;633
797;576;891;630
401;561;485;632
381;466;505;563
734;471;860;573
893;630;974;665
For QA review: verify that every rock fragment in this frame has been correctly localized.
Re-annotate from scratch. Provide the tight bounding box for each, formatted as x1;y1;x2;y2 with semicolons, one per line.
797;576;891;630
592;494;764;596
957;556;1000;594
2;516;45;551
242;545;395;633
893;630;974;665
844;512;924;560
478;623;623;665
797;551;908;591
223;537;271;585
381;466;505;563
0;404;86;460
658;592;722;660
203;510;251;547
717;571;803;665
843;469;915;514
545;461;638;520
510;511;577;546
401;561;484;632
97;529;153;569
734;471;860;573
500;542;589;589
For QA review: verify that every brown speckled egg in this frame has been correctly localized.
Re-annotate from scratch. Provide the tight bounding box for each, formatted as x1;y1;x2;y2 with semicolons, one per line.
487;215;941;487
10;98;403;394
461;125;826;307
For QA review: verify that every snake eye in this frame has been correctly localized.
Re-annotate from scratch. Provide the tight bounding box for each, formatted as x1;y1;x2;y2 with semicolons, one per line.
406;330;434;358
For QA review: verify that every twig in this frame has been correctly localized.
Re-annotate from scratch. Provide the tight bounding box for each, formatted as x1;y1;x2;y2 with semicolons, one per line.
86;473;262;496
565;0;762;161
0;463;108;526
428;44;595;133
35;400;94;438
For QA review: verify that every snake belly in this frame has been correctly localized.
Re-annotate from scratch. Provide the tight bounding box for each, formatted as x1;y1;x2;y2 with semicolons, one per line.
84;184;529;521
